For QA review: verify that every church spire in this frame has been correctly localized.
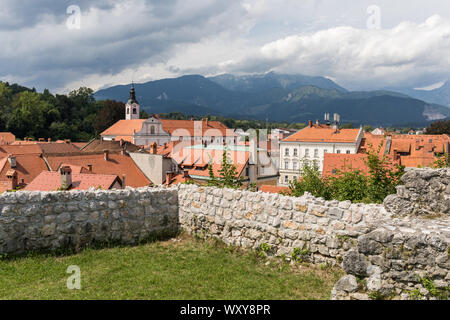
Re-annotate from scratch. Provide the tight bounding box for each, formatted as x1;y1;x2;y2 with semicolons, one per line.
129;82;138;104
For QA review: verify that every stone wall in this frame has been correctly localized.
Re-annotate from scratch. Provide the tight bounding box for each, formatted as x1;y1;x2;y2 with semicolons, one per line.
331;218;450;300
0;168;449;300
177;179;450;300
177;184;390;265
384;168;450;217
0;187;179;255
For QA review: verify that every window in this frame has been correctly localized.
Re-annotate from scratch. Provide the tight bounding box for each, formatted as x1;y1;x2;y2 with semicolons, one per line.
127;108;130;115
150;126;155;134
284;176;289;183
133;108;137;114
346;150;351;154
285;148;290;156
336;150;341;154
245;167;249;176
293;176;297;181
305;149;310;157
314;149;319;158
324;149;328;154
285;161;289;170
293;149;298;156
293;162;298;171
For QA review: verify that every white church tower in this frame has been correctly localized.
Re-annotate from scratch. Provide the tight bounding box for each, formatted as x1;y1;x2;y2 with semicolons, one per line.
125;83;140;120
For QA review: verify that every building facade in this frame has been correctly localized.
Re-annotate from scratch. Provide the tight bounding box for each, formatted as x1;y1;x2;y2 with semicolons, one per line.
279;121;364;186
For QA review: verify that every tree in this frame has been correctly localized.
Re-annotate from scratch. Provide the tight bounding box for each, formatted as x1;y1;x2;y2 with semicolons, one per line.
287;161;331;199
426;120;450;135
207;148;243;189
94;100;125;134
6;91;54;138
327;168;368;202
433;153;449;168
363;141;405;203
340;123;354;129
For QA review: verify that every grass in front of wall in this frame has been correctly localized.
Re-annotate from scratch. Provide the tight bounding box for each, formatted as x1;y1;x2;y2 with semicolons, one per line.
0;234;343;300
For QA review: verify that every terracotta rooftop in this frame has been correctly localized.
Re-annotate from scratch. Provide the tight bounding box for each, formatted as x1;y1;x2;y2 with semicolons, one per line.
25;171;121;191
101;117;236;138
0;154;48;186
283;125;361;143
0;142;83;155
38;142;82;154
180;148;249;179
259;185;289;194
322;154;371;178
0;132;15;144
81;139;141;153
0;144;42;155
43;152;151;188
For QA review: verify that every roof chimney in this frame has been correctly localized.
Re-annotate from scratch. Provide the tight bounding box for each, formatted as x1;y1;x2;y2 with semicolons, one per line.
8;154;16;168
122;174;126;189
150;143;157;154
103;149;109;161
308;120;312;128
166;171;175;185
60;166;72;189
6;170;18;190
48;138;51;142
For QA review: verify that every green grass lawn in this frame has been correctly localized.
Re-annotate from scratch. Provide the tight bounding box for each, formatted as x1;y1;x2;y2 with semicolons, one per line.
0;234;343;300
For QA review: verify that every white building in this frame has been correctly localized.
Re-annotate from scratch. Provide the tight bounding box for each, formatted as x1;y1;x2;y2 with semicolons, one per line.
278;120;364;186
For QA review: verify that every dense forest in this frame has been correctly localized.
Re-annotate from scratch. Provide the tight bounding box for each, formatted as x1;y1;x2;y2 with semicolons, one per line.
0;81;129;141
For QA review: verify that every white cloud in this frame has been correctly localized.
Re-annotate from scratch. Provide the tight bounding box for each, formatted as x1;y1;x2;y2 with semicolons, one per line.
223;14;450;89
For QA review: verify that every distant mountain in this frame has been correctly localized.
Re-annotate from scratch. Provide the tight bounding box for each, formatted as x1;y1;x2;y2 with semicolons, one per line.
94;73;450;127
390;81;450;108
208;72;347;93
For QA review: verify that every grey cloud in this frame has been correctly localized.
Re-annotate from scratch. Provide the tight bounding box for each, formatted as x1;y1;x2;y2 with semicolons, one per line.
0;0;246;90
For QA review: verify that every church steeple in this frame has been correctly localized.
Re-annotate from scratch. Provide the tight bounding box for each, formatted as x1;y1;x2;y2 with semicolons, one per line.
125;82;140;120
129;82;138;104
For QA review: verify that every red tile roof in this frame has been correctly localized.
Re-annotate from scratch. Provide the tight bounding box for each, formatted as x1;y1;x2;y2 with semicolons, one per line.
322;154;370;178
101;117;236;138
0;144;43;155
259;185;289;194
0;132;15;144
175;147;249;179
0;142;82;155
81;139;141;153
0;154;48;186
25;171;121;191
44;152;151;187
283;126;361;143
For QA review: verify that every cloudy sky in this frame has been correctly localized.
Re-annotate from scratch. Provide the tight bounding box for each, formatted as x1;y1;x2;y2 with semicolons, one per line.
1;0;450;93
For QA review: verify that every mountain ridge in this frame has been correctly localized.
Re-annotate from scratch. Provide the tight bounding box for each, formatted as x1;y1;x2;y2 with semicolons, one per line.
94;73;450;126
